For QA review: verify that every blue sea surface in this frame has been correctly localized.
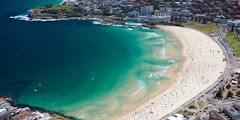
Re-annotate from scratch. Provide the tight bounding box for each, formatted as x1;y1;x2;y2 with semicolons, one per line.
0;0;183;119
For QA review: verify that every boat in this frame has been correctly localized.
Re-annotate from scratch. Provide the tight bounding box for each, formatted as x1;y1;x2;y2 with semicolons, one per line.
34;89;38;92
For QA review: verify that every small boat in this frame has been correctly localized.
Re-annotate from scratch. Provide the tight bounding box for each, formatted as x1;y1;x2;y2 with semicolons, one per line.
38;83;42;87
34;89;38;92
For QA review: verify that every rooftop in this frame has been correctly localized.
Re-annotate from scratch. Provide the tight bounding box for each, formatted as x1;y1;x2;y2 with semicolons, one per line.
224;106;240;116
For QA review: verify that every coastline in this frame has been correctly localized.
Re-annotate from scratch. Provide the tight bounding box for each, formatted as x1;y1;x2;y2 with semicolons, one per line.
0;96;74;120
6;13;227;119
119;25;226;119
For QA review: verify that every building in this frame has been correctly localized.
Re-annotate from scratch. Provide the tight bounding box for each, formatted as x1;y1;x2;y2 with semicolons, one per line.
0;108;11;120
223;106;240;120
227;20;240;28
11;107;30;120
159;5;168;13
167;114;185;120
152;11;171;22
128;12;139;18
0;101;16;120
234;68;240;74
209;110;227;120
140;6;152;16
179;10;192;17
234;103;240;112
213;15;227;24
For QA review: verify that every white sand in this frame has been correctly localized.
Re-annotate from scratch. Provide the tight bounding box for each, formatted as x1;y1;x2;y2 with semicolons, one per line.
119;26;226;120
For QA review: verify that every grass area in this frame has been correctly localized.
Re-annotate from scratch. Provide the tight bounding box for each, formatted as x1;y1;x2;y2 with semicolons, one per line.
225;30;240;56
197;101;206;109
177;110;195;116
33;5;71;12
187;102;197;109
184;21;220;35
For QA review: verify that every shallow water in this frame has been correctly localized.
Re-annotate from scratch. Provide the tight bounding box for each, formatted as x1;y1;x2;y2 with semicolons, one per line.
0;0;183;119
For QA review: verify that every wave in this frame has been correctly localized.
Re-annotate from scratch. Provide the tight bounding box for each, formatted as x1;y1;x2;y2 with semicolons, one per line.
159;66;169;76
125;22;143;26
127;28;133;31
9;14;61;22
168;60;175;63
159;47;166;59
10;14;30;21
149;73;153;78
80;113;89;119
145;32;160;39
92;21;101;25
142;27;149;30
130;79;145;97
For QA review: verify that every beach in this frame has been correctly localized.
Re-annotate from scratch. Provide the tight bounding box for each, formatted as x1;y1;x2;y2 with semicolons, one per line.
119;26;227;119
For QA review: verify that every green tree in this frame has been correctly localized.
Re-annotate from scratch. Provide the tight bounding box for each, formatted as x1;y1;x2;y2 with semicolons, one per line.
236;91;240;96
227;91;233;98
189;105;195;109
216;89;223;98
226;84;231;89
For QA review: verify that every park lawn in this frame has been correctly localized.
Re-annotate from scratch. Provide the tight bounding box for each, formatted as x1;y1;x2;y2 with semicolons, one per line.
187;102;197;109
184;21;220;34
177;110;195;115
197;101;206;109
226;30;240;56
33;5;71;12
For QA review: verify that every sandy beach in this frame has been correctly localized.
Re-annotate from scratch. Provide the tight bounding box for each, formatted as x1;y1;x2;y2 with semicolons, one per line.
119;26;227;120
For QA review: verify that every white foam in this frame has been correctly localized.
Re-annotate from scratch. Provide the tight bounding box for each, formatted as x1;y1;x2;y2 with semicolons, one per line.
127;28;133;31
112;24;124;27
159;47;166;58
145;32;159;39
125;22;143;26
156;66;169;76
168;60;175;63
142;27;149;30
9;14;62;22
92;21;101;25
101;114;107;117
10;14;30;21
80;113;89;119
130;79;145;97
149;73;153;78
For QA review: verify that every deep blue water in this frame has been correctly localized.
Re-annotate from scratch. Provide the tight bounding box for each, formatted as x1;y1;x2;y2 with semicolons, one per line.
0;0;142;107
0;0;182;119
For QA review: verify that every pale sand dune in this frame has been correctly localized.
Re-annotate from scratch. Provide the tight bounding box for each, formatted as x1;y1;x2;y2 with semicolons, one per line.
119;26;226;120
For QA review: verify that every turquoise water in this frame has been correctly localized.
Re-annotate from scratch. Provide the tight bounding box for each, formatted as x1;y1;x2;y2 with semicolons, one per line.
0;0;183;119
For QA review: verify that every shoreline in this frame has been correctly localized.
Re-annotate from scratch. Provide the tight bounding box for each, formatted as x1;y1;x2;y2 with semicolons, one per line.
112;26;187;120
4;16;227;119
119;25;226;119
0;96;75;120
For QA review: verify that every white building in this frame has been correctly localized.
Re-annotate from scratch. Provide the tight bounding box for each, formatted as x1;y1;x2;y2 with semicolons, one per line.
179;10;192;17
167;114;185;120
140;6;152;16
128;12;139;18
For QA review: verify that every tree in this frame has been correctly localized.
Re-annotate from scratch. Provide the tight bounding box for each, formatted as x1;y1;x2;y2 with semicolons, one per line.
236;91;240;96
226;84;231;89
189;105;195;109
227;91;233;98
216;89;223;98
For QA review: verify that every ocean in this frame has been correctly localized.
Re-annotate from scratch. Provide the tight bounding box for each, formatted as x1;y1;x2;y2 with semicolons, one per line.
0;0;183;119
